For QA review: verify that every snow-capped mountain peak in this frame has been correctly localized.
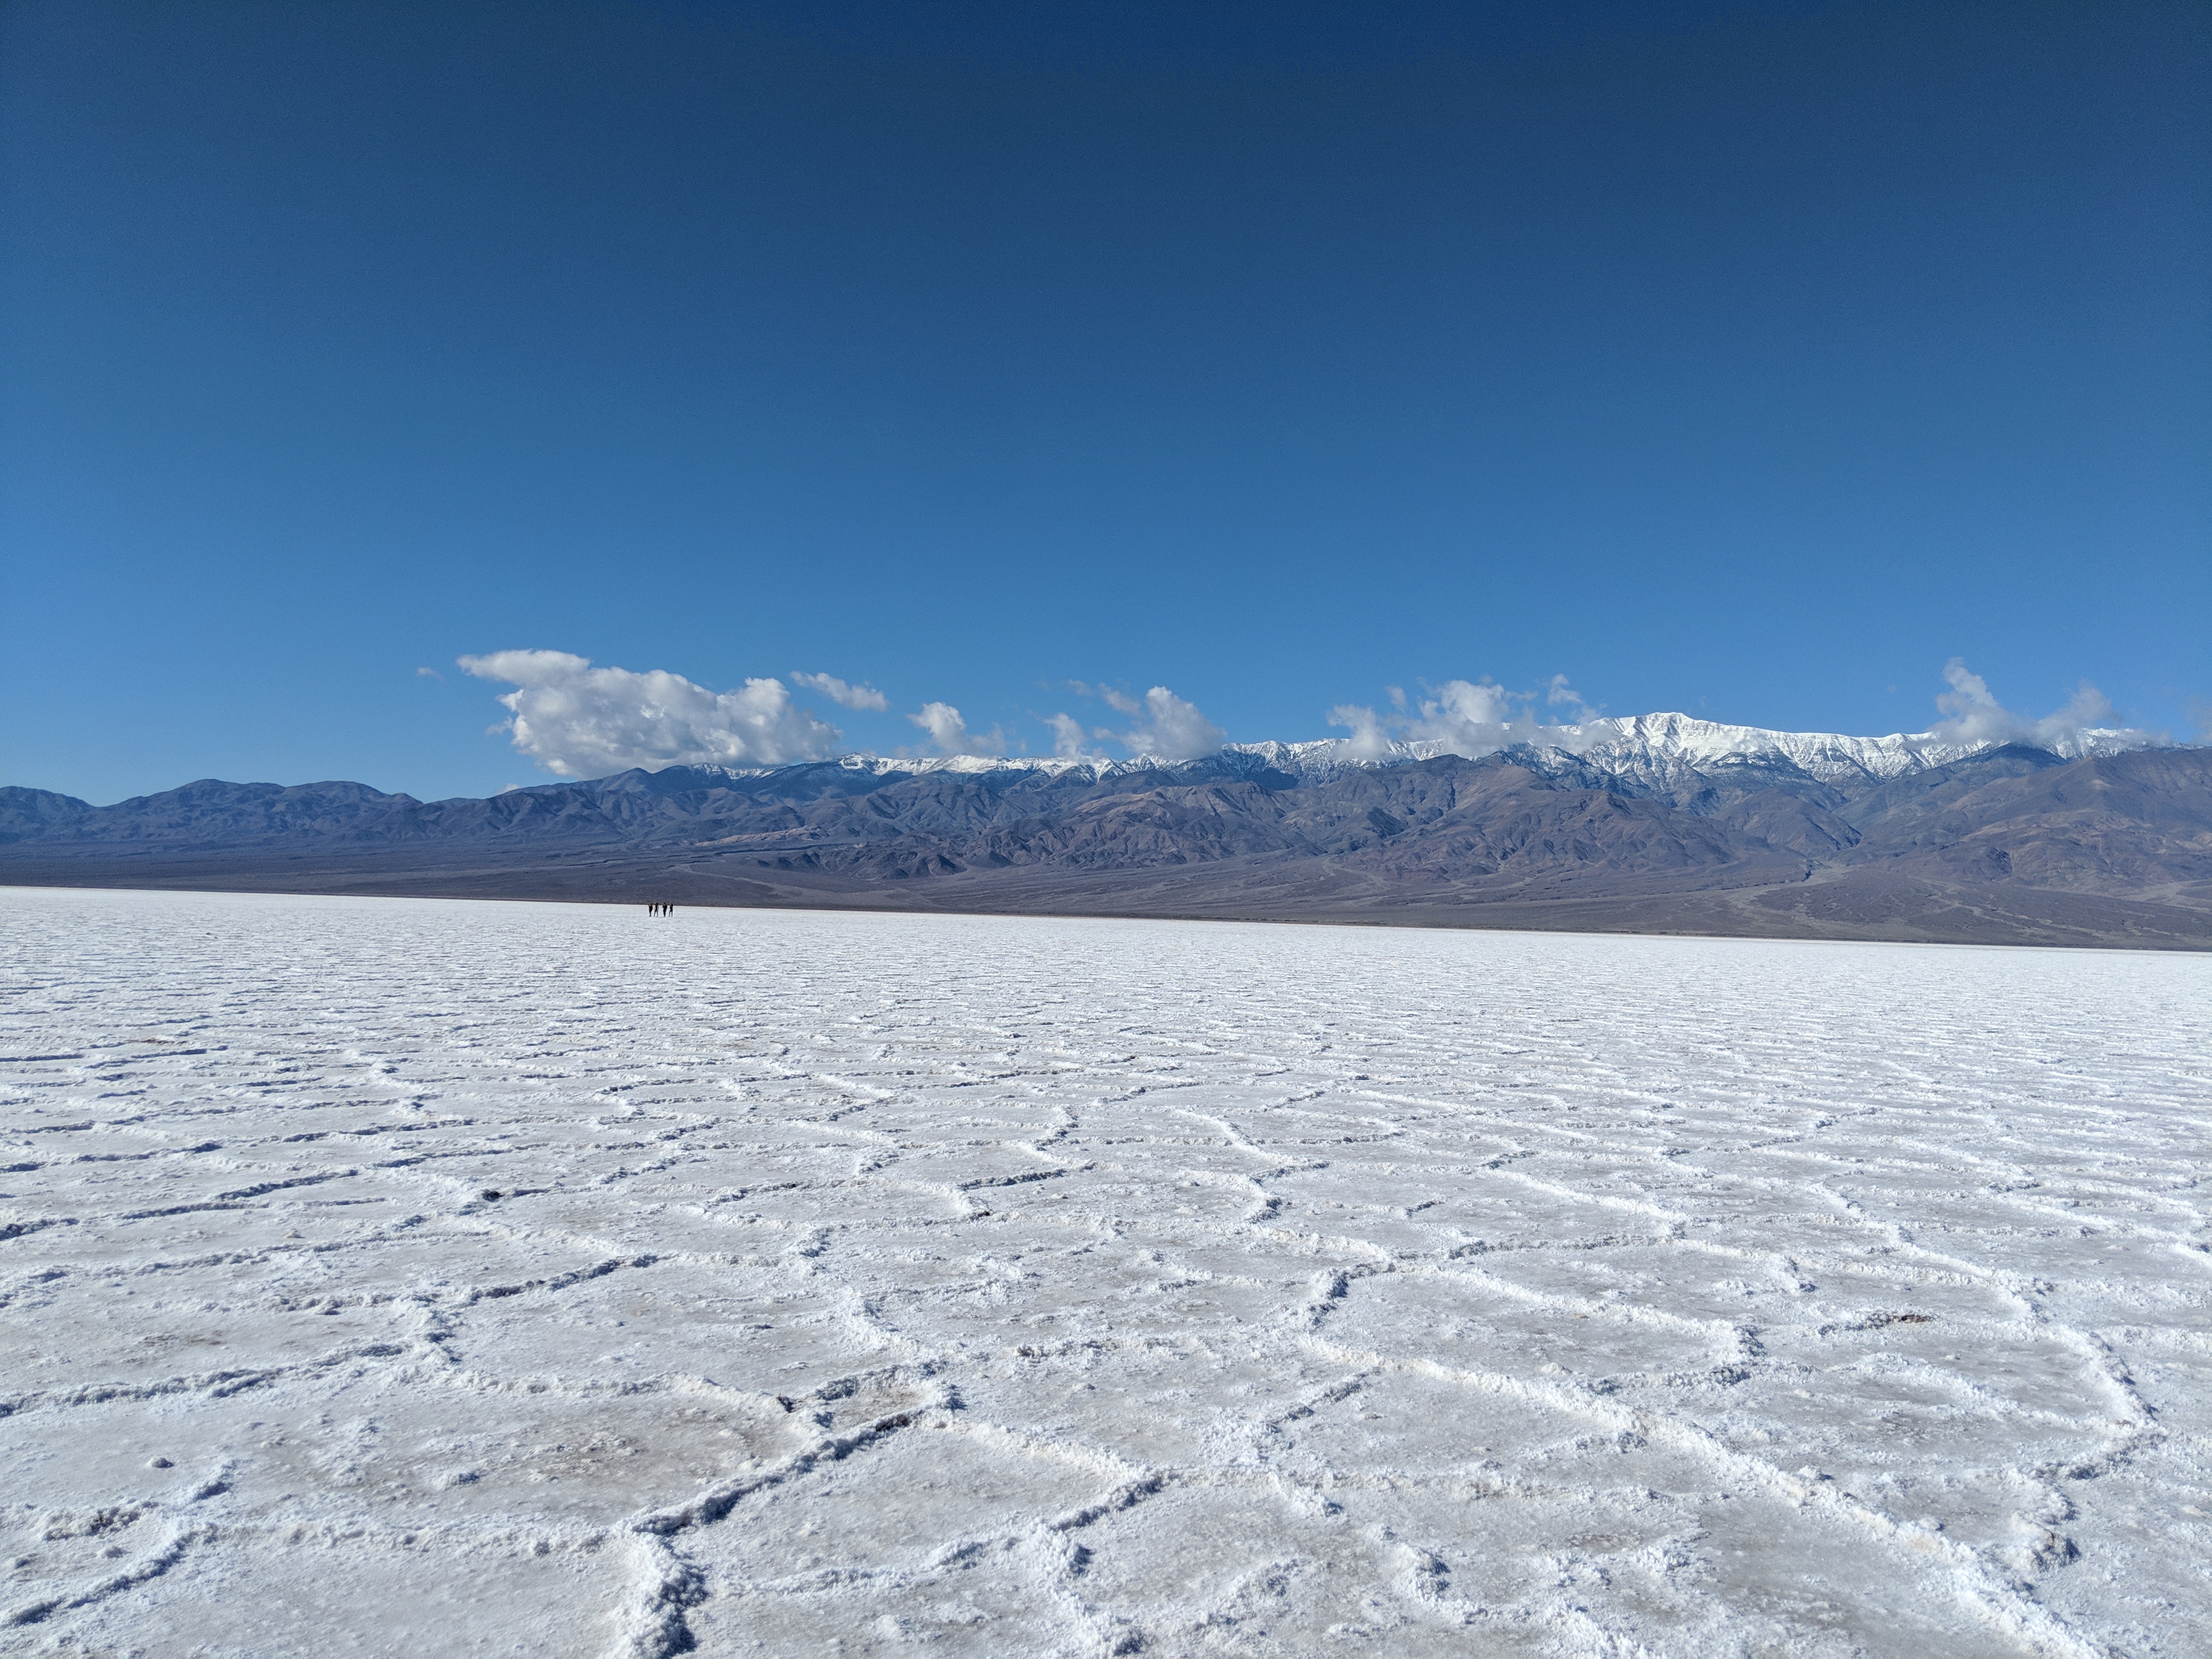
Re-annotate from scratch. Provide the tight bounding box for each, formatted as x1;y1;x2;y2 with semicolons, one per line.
607;712;2155;792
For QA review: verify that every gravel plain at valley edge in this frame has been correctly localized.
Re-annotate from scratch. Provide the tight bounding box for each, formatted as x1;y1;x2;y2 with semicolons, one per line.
2;885;2207;1657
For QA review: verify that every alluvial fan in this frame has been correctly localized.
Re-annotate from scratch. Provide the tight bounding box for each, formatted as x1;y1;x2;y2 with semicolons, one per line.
1;887;2206;1657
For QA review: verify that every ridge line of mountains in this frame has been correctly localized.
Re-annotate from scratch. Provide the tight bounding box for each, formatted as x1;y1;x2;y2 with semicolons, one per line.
6;718;2209;950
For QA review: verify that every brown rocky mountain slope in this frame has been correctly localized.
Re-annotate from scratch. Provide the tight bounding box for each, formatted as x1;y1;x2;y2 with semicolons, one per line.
4;745;2207;948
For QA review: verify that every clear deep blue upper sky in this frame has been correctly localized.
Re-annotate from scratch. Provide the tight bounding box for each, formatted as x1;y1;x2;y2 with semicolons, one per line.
3;0;2206;801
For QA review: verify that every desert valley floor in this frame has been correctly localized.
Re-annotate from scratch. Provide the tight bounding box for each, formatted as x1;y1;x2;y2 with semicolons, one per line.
1;887;2206;1657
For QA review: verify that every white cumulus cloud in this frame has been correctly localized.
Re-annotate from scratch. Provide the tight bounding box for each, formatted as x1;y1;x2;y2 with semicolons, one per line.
1927;660;2151;755
1329;675;1601;761
1545;673;1597;722
1064;682;1227;760
908;701;1007;757
1045;713;1094;759
1068;681;1146;717
459;650;844;777
1115;687;1226;760
791;671;890;712
1325;702;1394;761
1326;661;2159;765
1407;678;1524;751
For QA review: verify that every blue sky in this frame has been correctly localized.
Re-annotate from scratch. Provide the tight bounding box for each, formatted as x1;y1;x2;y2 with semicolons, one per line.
3;0;2206;802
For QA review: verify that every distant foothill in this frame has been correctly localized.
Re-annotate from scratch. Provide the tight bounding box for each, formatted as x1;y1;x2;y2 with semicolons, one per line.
3;716;2207;951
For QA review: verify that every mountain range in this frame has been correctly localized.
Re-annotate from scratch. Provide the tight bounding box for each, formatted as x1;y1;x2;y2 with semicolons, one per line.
5;716;2209;949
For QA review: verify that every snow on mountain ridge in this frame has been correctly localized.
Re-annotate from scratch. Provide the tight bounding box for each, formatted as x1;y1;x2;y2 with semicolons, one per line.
1492;712;1991;784
613;713;2153;791
1478;710;2147;781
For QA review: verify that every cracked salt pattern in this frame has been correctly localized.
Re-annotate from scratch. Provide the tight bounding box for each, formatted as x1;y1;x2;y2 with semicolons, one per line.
1;888;2207;1658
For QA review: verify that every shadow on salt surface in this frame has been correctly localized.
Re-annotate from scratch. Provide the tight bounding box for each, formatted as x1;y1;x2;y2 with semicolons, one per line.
48;1531;617;1658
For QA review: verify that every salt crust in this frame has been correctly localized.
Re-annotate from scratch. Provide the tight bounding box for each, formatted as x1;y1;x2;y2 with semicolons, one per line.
1;888;2205;1656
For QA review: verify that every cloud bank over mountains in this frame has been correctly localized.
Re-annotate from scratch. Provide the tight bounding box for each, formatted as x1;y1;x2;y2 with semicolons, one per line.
456;650;2166;780
1925;659;2131;753
1330;674;1616;760
1057;684;1229;763
458;650;843;776
907;701;1006;758
1325;663;2155;765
